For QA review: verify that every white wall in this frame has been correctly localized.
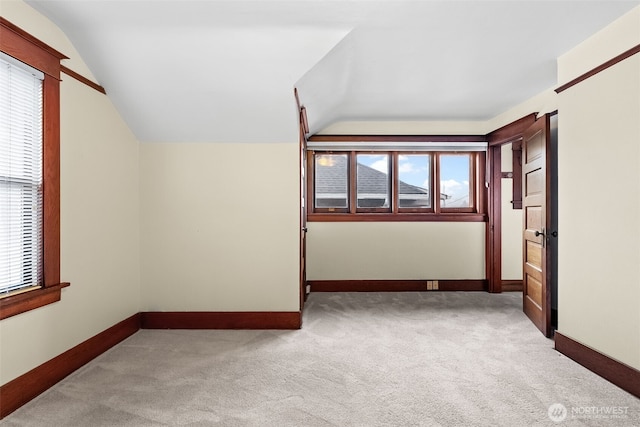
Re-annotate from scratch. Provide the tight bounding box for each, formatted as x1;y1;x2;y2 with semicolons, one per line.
321;87;558;137
557;6;640;369
501;144;523;281
318;120;486;135
139;142;300;312
311;89;556;283
309;121;488;281
0;0;141;384
307;222;485;280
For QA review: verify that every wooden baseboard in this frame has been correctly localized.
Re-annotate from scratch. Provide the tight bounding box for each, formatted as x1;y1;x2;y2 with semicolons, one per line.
0;313;141;419
0;310;301;418
501;280;523;292
308;279;487;292
140;311;302;330
555;332;640;399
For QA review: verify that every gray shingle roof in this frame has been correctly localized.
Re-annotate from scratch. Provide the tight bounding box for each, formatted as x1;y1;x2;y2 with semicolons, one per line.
315;155;445;208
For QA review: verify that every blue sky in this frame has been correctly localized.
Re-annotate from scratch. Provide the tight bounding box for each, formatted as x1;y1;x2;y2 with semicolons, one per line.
359;154;470;207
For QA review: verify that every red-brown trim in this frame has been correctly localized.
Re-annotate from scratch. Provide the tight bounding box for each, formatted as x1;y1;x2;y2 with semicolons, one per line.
0;17;67;78
61;65;106;94
555;44;640;94
485;114;536;293
0;19;67;320
0;310;302;418
140;312;302;330
43;74;61;288
555;332;640;399
308;280;487;292
307;213;487;222
0;313;141;419
294;87;308;309
309;135;486;143
511;141;523;210
501;280;523;292
487;113;536;146
0;282;70;320
487;145;502;293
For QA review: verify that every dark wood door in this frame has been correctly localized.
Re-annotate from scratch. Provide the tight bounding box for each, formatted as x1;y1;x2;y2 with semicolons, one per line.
299;124;308;310
295;89;309;311
522;114;552;337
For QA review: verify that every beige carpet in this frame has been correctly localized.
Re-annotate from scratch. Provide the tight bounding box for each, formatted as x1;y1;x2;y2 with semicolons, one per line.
2;292;639;426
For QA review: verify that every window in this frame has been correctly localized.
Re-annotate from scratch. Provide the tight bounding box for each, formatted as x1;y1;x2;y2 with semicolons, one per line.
438;154;474;211
0;54;44;296
314;153;348;210
307;138;486;222
398;154;431;210
0;18;68;320
356;153;390;211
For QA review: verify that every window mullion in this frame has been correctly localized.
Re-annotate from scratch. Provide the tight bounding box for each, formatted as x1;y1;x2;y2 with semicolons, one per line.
470;152;476;210
434;153;440;213
392;152;399;213
349;151;357;214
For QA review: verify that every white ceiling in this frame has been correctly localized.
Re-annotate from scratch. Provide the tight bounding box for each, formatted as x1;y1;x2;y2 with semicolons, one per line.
26;0;640;142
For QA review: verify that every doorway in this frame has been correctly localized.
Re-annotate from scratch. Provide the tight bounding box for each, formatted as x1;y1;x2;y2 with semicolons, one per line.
487;113;558;336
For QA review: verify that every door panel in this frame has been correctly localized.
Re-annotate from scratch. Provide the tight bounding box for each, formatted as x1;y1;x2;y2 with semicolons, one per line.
525;206;541;230
525;170;543;198
522;114;552;337
525;241;541;266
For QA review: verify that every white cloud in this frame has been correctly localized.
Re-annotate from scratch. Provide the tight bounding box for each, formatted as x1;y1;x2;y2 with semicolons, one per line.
399;162;415;173
370;159;389;174
440;179;462;190
399;158;428;174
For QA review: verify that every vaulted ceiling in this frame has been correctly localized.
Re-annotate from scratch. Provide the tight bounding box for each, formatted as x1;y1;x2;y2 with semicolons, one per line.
26;0;640;143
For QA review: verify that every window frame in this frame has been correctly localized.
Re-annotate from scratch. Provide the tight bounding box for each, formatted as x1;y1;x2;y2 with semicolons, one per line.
307;136;487;222
437;152;476;214
395;152;434;214
312;152;350;214
0;18;69;320
355;151;392;213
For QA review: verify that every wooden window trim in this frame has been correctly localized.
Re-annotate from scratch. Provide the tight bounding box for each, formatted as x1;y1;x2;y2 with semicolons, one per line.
309;135;487;143
396;152;434;214
355;152;392;213
311;152;350;214
0;19;69;320
348;152;357;213
308;149;486;222
437;153;472;214
307;213;487;222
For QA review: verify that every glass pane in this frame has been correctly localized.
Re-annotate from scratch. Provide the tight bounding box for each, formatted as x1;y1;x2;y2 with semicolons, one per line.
357;154;389;208
398;154;431;208
440;154;472;208
314;154;348;208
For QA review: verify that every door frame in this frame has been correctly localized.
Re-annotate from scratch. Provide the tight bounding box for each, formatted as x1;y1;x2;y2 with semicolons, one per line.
294;88;309;311
486;114;536;293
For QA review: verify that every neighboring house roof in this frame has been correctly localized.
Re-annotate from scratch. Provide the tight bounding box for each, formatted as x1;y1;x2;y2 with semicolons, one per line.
315;155;449;203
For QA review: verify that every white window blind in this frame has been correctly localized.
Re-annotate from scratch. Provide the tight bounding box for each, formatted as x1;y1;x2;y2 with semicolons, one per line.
0;54;44;295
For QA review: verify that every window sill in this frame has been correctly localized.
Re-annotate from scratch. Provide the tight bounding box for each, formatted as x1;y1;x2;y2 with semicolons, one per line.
307;213;487;222
0;282;70;320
